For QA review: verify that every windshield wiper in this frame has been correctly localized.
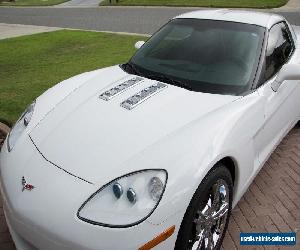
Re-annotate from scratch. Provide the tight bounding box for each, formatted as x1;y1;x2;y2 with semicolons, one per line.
121;62;143;77
121;63;192;90
145;72;192;90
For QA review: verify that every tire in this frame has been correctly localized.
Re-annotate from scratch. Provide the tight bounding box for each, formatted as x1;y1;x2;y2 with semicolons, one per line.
175;164;233;250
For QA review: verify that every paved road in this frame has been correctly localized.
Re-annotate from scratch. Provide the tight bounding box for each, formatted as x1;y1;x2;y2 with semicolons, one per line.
0;7;300;35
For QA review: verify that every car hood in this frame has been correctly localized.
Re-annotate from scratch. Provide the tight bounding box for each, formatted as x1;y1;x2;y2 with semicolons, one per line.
30;66;240;184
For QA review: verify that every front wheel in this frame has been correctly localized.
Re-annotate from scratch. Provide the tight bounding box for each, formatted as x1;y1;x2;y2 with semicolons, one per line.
175;164;233;250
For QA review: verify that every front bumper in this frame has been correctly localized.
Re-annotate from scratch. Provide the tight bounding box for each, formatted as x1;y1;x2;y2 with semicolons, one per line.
0;136;179;250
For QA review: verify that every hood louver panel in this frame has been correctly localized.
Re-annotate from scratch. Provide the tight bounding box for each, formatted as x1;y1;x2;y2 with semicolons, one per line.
121;82;167;110
99;76;144;101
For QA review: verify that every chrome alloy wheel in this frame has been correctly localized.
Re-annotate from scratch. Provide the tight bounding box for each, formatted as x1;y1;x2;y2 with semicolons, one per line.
190;179;230;250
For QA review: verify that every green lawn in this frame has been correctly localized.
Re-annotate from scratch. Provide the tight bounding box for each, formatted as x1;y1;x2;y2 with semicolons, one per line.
101;0;288;8
0;30;144;125
0;0;68;6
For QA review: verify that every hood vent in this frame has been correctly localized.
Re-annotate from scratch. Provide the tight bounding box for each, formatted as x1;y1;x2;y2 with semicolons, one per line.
121;82;167;110
99;76;144;101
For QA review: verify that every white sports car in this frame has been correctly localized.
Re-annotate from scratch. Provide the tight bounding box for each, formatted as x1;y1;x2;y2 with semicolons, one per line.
1;9;300;250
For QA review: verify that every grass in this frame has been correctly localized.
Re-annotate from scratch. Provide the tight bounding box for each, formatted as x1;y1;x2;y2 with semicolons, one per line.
101;0;289;8
0;0;68;6
0;30;145;124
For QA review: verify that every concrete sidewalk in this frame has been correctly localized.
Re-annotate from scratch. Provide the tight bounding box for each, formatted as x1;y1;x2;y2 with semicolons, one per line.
57;0;102;7
0;23;61;40
276;0;300;11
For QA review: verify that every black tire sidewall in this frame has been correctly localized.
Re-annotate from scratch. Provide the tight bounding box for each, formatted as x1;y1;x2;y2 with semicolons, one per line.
175;164;233;250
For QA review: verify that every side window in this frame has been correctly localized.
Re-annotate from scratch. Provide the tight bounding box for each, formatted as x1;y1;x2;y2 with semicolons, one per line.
264;22;294;81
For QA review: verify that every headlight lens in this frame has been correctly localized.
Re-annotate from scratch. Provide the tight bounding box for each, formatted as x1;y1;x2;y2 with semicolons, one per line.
7;102;35;152
77;169;167;227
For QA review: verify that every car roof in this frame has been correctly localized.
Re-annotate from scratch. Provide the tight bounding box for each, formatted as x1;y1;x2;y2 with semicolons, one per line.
175;9;285;29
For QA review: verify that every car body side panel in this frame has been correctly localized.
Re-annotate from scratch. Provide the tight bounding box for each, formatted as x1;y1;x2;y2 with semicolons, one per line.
255;27;300;165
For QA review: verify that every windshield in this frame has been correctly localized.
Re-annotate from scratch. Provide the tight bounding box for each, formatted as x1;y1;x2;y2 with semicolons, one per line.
123;19;265;95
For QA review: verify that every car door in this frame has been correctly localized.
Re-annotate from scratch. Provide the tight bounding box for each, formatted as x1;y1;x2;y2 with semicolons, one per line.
254;21;300;166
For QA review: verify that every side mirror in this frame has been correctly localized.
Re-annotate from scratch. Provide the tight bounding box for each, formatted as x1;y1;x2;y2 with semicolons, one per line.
272;64;300;92
134;41;145;50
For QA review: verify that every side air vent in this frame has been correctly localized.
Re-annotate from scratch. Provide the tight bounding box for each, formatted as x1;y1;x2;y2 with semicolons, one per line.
121;82;167;110
99;76;144;101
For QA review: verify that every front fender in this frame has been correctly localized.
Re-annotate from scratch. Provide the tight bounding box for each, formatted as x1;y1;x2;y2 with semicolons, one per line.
143;90;265;225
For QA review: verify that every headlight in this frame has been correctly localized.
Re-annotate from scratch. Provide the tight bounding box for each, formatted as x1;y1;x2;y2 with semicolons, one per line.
77;169;167;227
7;101;35;152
